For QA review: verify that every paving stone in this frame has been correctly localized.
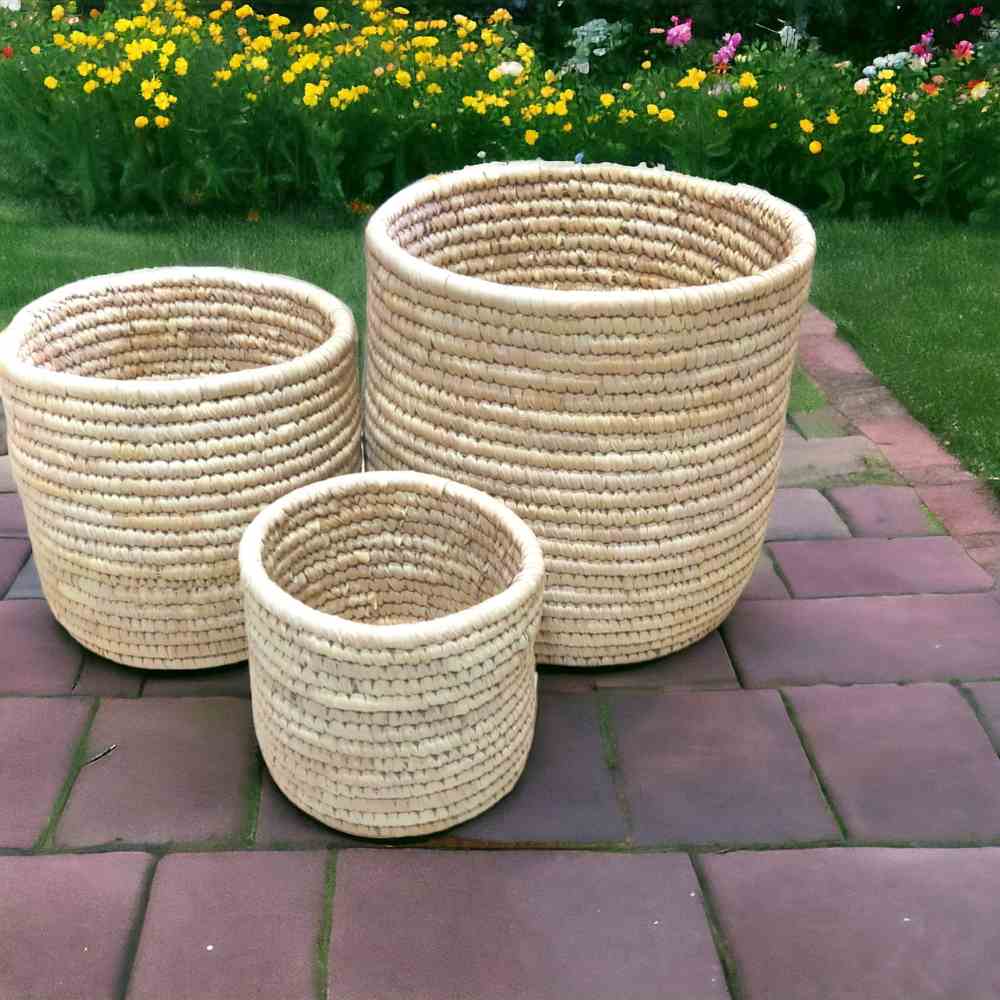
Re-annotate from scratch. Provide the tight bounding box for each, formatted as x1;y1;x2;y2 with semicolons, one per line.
784;423;804;442
856;416;959;472
917;482;1000;537
5;552;43;598
0;852;152;1000
0;455;15;492
255;769;357;846
56;697;255;847
0;599;83;694
456;692;625;843
766;488;850;540
0;492;27;536
799;304;837;337
0;697;92;847
609;690;838;846
536;666;595;693
963;683;1000;748
704;847;1000;1000
142;662;250;697
770;536;993;598
828;385;909;420
329;850;729;1000
778;435;894;487
797;335;875;390
742;552;789;599
723;596;1000;687
74;653;144;697
897;463;977;486
827;485;943;537
965;544;1000;580
789;406;854;439
590;631;740;689
786;683;1000;841
0;537;30;596
128;851;327;1000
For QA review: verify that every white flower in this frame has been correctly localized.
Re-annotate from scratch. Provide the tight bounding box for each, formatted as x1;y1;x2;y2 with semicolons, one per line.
863;64;876;77
496;60;524;77
874;56;886;68
854;77;871;94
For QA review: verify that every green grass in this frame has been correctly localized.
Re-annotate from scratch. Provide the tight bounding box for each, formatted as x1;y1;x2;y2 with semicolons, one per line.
787;364;828;414
811;215;1000;490
0;190;368;334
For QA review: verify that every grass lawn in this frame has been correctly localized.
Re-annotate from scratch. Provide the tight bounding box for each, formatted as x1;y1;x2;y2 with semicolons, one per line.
810;216;1000;488
2;190;996;489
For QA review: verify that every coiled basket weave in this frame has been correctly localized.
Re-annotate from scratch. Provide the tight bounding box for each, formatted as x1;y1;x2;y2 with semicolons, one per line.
0;267;361;669
364;161;816;667
240;470;545;838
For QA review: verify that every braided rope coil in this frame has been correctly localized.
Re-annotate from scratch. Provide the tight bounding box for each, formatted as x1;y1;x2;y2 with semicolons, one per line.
0;267;362;669
240;470;545;838
364;161;816;667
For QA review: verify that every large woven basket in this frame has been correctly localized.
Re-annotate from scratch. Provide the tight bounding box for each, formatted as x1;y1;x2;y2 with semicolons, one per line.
0;267;361;669
240;470;544;838
364;161;816;667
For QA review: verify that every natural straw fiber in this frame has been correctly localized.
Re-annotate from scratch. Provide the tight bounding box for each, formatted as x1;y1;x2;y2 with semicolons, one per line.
364;161;816;667
0;267;361;669
240;470;544;838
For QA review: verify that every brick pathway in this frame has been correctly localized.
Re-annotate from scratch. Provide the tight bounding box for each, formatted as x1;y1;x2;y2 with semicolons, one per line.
3;307;1000;999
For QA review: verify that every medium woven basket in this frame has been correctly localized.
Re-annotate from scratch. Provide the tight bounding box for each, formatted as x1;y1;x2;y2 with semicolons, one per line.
240;470;545;838
0;267;361;669
364;161;816;667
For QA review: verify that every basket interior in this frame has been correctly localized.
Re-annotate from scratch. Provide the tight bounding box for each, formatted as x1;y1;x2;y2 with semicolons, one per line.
385;169;795;293
260;485;526;626
16;277;331;380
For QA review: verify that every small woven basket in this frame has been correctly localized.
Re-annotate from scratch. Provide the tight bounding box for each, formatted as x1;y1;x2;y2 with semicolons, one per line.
0;267;361;669
364;161;816;667
240;470;544;838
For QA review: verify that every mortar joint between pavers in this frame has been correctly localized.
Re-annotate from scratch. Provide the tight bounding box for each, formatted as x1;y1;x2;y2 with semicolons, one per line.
115;852;160;1000
315;849;339;1000
689;852;744;1000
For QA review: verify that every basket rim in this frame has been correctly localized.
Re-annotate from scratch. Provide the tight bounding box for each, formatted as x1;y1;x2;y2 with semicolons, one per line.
366;160;816;317
239;470;545;651
0;266;356;405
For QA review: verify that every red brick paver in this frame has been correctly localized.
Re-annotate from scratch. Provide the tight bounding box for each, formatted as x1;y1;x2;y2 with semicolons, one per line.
0;853;152;1000
766;488;850;540
787;684;1000;841
827;484;944;537
0;537;30;596
328;850;729;1000
704;848;1000;1000
0;599;83;695
127;851;327;1000
56;698;255;847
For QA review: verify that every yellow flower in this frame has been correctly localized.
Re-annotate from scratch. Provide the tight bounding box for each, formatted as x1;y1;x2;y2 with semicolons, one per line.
641;59;651;69
51;4;65;20
677;67;706;90
618;108;636;122
717;108;728;118
501;114;511;126
825;109;840;125
769;121;777;129
903;109;916;123
562;121;572;132
646;103;659;116
174;56;188;75
31;45;41;54
83;79;99;93
738;71;757;90
153;90;175;109
77;61;94;76
524;128;538;145
743;96;758;108
901;132;921;145
658;107;675;123
134;114;149;127
140;77;161;99
313;5;328;19
877;68;894;80
43;75;59;90
251;35;271;52
154;114;170;127
281;69;295;84
799;118;814;133
873;96;892;114
395;68;411;87
808;140;822;154
234;3;253;18
869;123;884;134
162;40;176;56
249;55;267;70
229;52;244;68
880;82;896;96
425;82;442;95
599;92;614;107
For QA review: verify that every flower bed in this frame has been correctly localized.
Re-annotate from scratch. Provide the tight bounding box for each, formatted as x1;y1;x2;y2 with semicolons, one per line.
0;0;997;219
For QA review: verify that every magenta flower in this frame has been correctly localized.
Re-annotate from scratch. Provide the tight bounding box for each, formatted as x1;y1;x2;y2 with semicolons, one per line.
665;15;693;48
970;5;984;14
712;30;742;69
950;11;966;23
910;28;935;59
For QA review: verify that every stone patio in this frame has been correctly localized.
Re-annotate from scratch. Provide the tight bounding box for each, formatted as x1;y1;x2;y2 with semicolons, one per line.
3;307;1000;999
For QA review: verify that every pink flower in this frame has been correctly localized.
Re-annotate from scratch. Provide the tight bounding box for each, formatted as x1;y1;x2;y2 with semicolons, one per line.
952;39;975;60
711;30;742;68
665;15;693;48
910;30;935;59
950;11;966;23
970;5;984;14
